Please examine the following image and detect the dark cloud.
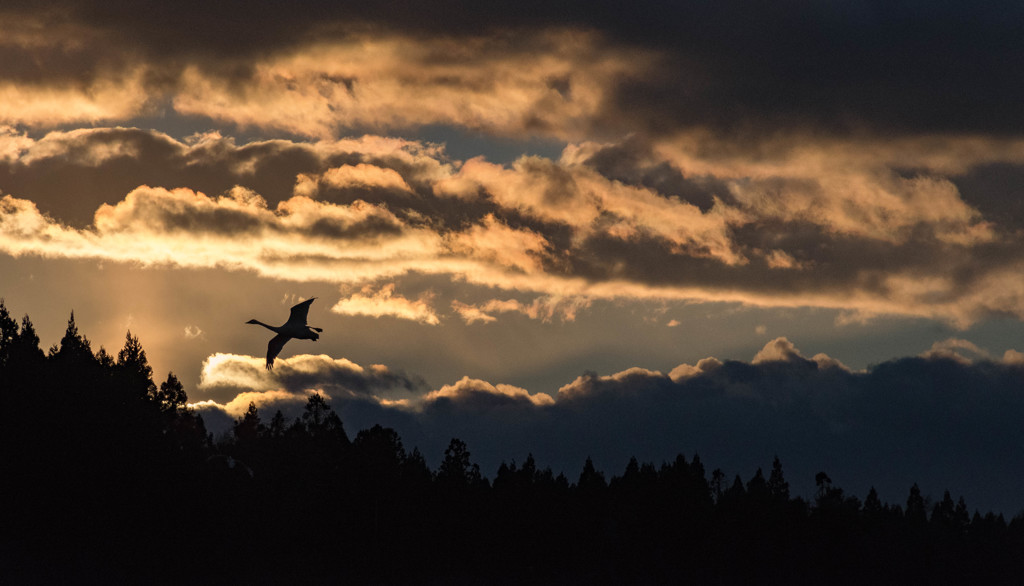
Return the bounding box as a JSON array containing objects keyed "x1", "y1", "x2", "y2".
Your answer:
[
  {"x1": 577, "y1": 139, "x2": 729, "y2": 212},
  {"x1": 954, "y1": 163, "x2": 1024, "y2": 230},
  {"x1": 0, "y1": 129, "x2": 454, "y2": 228},
  {"x1": 195, "y1": 354, "x2": 426, "y2": 411},
  {"x1": 199, "y1": 339, "x2": 1024, "y2": 514},
  {"x1": 6, "y1": 2, "x2": 1024, "y2": 136},
  {"x1": 311, "y1": 180, "x2": 504, "y2": 234},
  {"x1": 275, "y1": 361, "x2": 425, "y2": 395},
  {"x1": 594, "y1": 2, "x2": 1024, "y2": 136},
  {"x1": 0, "y1": 129, "x2": 323, "y2": 226}
]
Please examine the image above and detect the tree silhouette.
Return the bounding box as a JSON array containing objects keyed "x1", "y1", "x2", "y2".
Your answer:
[
  {"x1": 0, "y1": 299, "x2": 17, "y2": 365},
  {"x1": 767, "y1": 455, "x2": 790, "y2": 501},
  {"x1": 577, "y1": 456, "x2": 607, "y2": 493},
  {"x1": 155, "y1": 372, "x2": 188, "y2": 414},
  {"x1": 266, "y1": 409, "x2": 288, "y2": 438},
  {"x1": 10, "y1": 314, "x2": 43, "y2": 366},
  {"x1": 906, "y1": 483, "x2": 928, "y2": 524},
  {"x1": 52, "y1": 311, "x2": 92, "y2": 362},
  {"x1": 3, "y1": 301, "x2": 1024, "y2": 583},
  {"x1": 301, "y1": 393, "x2": 348, "y2": 442},
  {"x1": 436, "y1": 437, "x2": 482, "y2": 487},
  {"x1": 116, "y1": 330, "x2": 156, "y2": 399},
  {"x1": 234, "y1": 401, "x2": 263, "y2": 444}
]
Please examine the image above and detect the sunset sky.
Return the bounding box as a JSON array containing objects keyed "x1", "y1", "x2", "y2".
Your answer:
[{"x1": 4, "y1": 1, "x2": 1024, "y2": 512}]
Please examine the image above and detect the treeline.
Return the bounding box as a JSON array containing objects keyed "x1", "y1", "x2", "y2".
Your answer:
[{"x1": 2, "y1": 303, "x2": 1024, "y2": 584}]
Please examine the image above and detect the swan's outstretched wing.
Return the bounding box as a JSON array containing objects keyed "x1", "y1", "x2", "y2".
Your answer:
[
  {"x1": 266, "y1": 333, "x2": 289, "y2": 370},
  {"x1": 287, "y1": 298, "x2": 316, "y2": 326}
]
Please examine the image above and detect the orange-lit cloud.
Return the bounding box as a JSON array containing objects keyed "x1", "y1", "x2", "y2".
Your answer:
[
  {"x1": 189, "y1": 389, "x2": 317, "y2": 418},
  {"x1": 331, "y1": 283, "x2": 440, "y2": 325},
  {"x1": 196, "y1": 352, "x2": 423, "y2": 407},
  {"x1": 436, "y1": 154, "x2": 747, "y2": 265},
  {"x1": 4, "y1": 125, "x2": 1024, "y2": 328},
  {"x1": 0, "y1": 70, "x2": 153, "y2": 127},
  {"x1": 295, "y1": 163, "x2": 413, "y2": 197},
  {"x1": 424, "y1": 376, "x2": 555, "y2": 406},
  {"x1": 668, "y1": 357, "x2": 723, "y2": 382},
  {"x1": 171, "y1": 30, "x2": 643, "y2": 140},
  {"x1": 452, "y1": 296, "x2": 592, "y2": 324}
]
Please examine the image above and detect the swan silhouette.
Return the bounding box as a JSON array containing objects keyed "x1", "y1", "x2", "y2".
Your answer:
[{"x1": 247, "y1": 298, "x2": 323, "y2": 370}]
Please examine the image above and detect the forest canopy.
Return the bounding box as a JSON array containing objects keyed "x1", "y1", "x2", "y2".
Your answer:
[{"x1": 1, "y1": 301, "x2": 1023, "y2": 583}]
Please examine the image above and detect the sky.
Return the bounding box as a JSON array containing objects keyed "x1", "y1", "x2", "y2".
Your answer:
[{"x1": 4, "y1": 1, "x2": 1024, "y2": 512}]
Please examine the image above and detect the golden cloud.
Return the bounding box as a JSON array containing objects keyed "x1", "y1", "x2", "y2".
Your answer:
[
  {"x1": 170, "y1": 30, "x2": 645, "y2": 139},
  {"x1": 3, "y1": 127, "x2": 1024, "y2": 327},
  {"x1": 452, "y1": 296, "x2": 592, "y2": 324},
  {"x1": 425, "y1": 376, "x2": 555, "y2": 406},
  {"x1": 436, "y1": 154, "x2": 747, "y2": 264},
  {"x1": 330, "y1": 283, "x2": 440, "y2": 325},
  {"x1": 296, "y1": 163, "x2": 413, "y2": 197}
]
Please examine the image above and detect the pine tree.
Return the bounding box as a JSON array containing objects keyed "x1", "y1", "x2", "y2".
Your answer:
[
  {"x1": 155, "y1": 372, "x2": 188, "y2": 413},
  {"x1": 767, "y1": 456, "x2": 790, "y2": 501},
  {"x1": 746, "y1": 467, "x2": 769, "y2": 501},
  {"x1": 267, "y1": 410, "x2": 288, "y2": 439},
  {"x1": 301, "y1": 394, "x2": 348, "y2": 442},
  {"x1": 53, "y1": 311, "x2": 92, "y2": 361},
  {"x1": 116, "y1": 330, "x2": 156, "y2": 399},
  {"x1": 577, "y1": 456, "x2": 607, "y2": 492},
  {"x1": 437, "y1": 437, "x2": 482, "y2": 486},
  {"x1": 234, "y1": 402, "x2": 263, "y2": 444},
  {"x1": 0, "y1": 299, "x2": 17, "y2": 366},
  {"x1": 863, "y1": 487, "x2": 883, "y2": 516},
  {"x1": 14, "y1": 315, "x2": 42, "y2": 362},
  {"x1": 905, "y1": 483, "x2": 927, "y2": 524}
]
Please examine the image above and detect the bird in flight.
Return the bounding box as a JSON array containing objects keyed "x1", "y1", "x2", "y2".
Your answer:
[{"x1": 247, "y1": 298, "x2": 323, "y2": 370}]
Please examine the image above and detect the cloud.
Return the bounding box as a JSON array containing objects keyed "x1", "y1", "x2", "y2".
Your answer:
[
  {"x1": 752, "y1": 337, "x2": 806, "y2": 364},
  {"x1": 0, "y1": 186, "x2": 444, "y2": 283},
  {"x1": 1003, "y1": 349, "x2": 1024, "y2": 364},
  {"x1": 191, "y1": 337, "x2": 1024, "y2": 513},
  {"x1": 0, "y1": 126, "x2": 455, "y2": 227},
  {"x1": 424, "y1": 376, "x2": 554, "y2": 407},
  {"x1": 667, "y1": 357, "x2": 723, "y2": 382},
  {"x1": 297, "y1": 163, "x2": 412, "y2": 195},
  {"x1": 921, "y1": 338, "x2": 992, "y2": 363},
  {"x1": 170, "y1": 31, "x2": 640, "y2": 140},
  {"x1": 190, "y1": 389, "x2": 317, "y2": 418},
  {"x1": 197, "y1": 352, "x2": 424, "y2": 402},
  {"x1": 436, "y1": 154, "x2": 747, "y2": 265},
  {"x1": 331, "y1": 283, "x2": 440, "y2": 325},
  {"x1": 444, "y1": 214, "x2": 552, "y2": 275},
  {"x1": 7, "y1": 125, "x2": 1024, "y2": 328},
  {"x1": 452, "y1": 296, "x2": 591, "y2": 324},
  {"x1": 6, "y1": 130, "x2": 1024, "y2": 329},
  {"x1": 7, "y1": 2, "x2": 1024, "y2": 142},
  {"x1": 450, "y1": 301, "x2": 497, "y2": 325}
]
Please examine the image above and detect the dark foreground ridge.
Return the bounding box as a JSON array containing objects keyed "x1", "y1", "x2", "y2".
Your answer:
[{"x1": 2, "y1": 302, "x2": 1023, "y2": 584}]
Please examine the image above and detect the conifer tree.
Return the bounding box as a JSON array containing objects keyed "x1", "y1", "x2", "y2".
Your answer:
[
  {"x1": 0, "y1": 299, "x2": 17, "y2": 365},
  {"x1": 54, "y1": 311, "x2": 92, "y2": 361},
  {"x1": 577, "y1": 456, "x2": 607, "y2": 492},
  {"x1": 156, "y1": 372, "x2": 188, "y2": 413},
  {"x1": 437, "y1": 437, "x2": 482, "y2": 486},
  {"x1": 267, "y1": 410, "x2": 288, "y2": 439},
  {"x1": 767, "y1": 456, "x2": 790, "y2": 501},
  {"x1": 10, "y1": 315, "x2": 43, "y2": 365},
  {"x1": 116, "y1": 330, "x2": 156, "y2": 398},
  {"x1": 234, "y1": 402, "x2": 262, "y2": 444},
  {"x1": 905, "y1": 483, "x2": 928, "y2": 524},
  {"x1": 301, "y1": 394, "x2": 348, "y2": 442}
]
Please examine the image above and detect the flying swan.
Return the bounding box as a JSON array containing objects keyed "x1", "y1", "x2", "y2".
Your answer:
[{"x1": 247, "y1": 298, "x2": 323, "y2": 370}]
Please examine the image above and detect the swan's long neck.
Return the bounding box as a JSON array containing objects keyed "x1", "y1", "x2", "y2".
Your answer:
[{"x1": 250, "y1": 320, "x2": 281, "y2": 333}]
